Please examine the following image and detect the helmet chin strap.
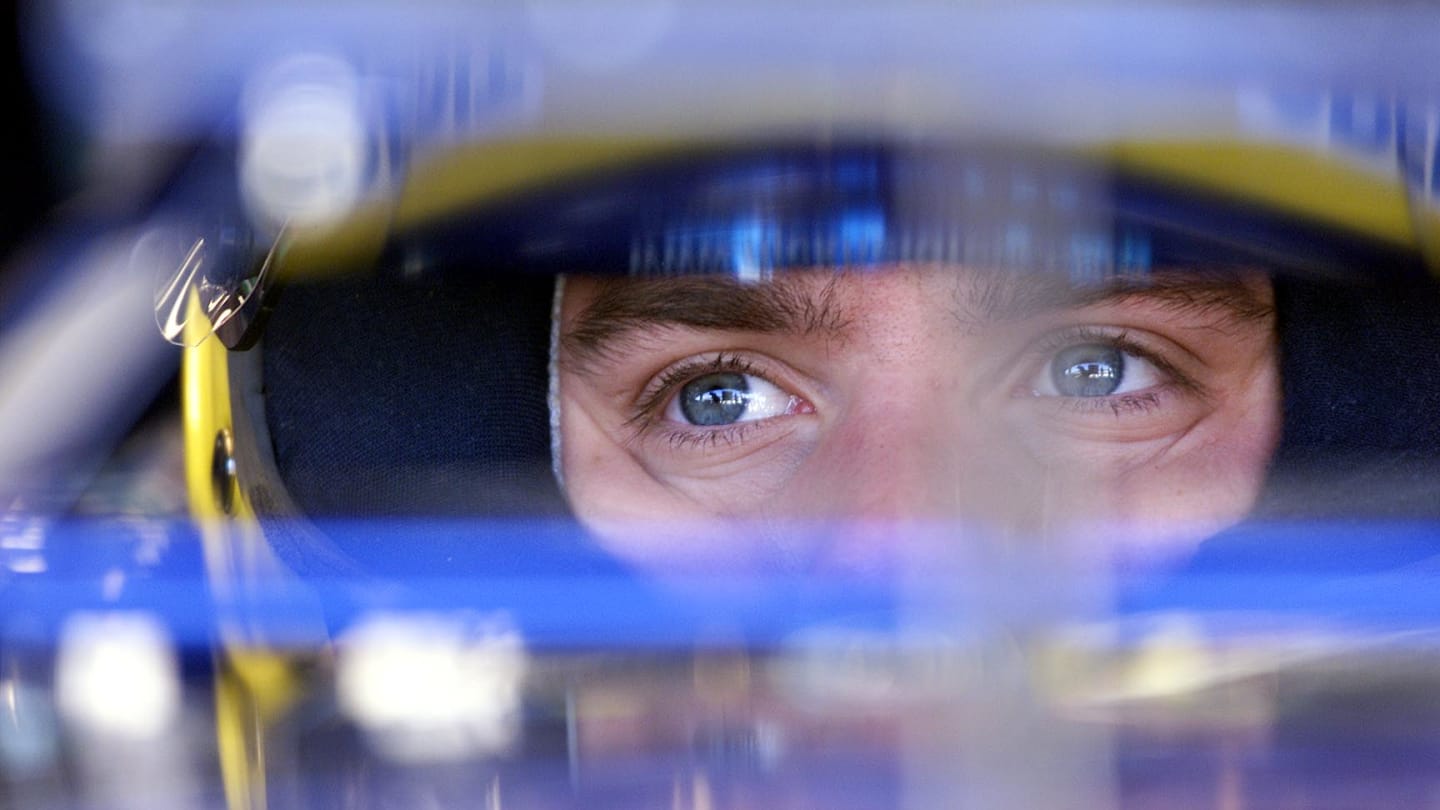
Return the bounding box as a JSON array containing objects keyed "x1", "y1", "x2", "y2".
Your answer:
[{"x1": 549, "y1": 274, "x2": 567, "y2": 493}]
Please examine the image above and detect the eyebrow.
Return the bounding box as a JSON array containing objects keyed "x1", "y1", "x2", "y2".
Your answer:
[
  {"x1": 561, "y1": 274, "x2": 853, "y2": 368},
  {"x1": 953, "y1": 270, "x2": 1274, "y2": 331},
  {"x1": 561, "y1": 268, "x2": 1272, "y2": 371}
]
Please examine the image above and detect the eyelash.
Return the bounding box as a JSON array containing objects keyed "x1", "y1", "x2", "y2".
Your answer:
[{"x1": 1058, "y1": 391, "x2": 1164, "y2": 417}]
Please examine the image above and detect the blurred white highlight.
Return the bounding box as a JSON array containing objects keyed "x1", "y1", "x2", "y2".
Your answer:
[
  {"x1": 0, "y1": 514, "x2": 50, "y2": 573},
  {"x1": 240, "y1": 54, "x2": 366, "y2": 230},
  {"x1": 0, "y1": 236, "x2": 175, "y2": 511},
  {"x1": 55, "y1": 613, "x2": 180, "y2": 739},
  {"x1": 337, "y1": 613, "x2": 527, "y2": 763},
  {"x1": 772, "y1": 625, "x2": 963, "y2": 709},
  {"x1": 527, "y1": 0, "x2": 676, "y2": 71}
]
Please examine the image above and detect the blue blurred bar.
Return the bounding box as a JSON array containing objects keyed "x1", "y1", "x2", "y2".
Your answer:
[{"x1": 6, "y1": 517, "x2": 1440, "y2": 649}]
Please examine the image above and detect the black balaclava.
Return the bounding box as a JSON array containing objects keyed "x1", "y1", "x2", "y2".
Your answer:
[
  {"x1": 1162, "y1": 270, "x2": 1440, "y2": 581},
  {"x1": 252, "y1": 270, "x2": 611, "y2": 582},
  {"x1": 1258, "y1": 273, "x2": 1440, "y2": 521},
  {"x1": 262, "y1": 273, "x2": 567, "y2": 520}
]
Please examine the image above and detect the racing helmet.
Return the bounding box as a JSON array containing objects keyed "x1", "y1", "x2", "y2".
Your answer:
[{"x1": 149, "y1": 10, "x2": 1440, "y2": 809}]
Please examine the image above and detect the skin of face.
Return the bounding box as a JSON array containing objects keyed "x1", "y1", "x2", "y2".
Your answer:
[{"x1": 557, "y1": 265, "x2": 1280, "y2": 576}]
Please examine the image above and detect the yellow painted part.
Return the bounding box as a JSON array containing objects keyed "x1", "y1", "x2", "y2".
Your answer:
[
  {"x1": 182, "y1": 294, "x2": 306, "y2": 810},
  {"x1": 274, "y1": 137, "x2": 690, "y2": 281},
  {"x1": 214, "y1": 649, "x2": 314, "y2": 810},
  {"x1": 272, "y1": 199, "x2": 392, "y2": 283},
  {"x1": 213, "y1": 670, "x2": 259, "y2": 810},
  {"x1": 182, "y1": 296, "x2": 259, "y2": 810},
  {"x1": 1103, "y1": 141, "x2": 1417, "y2": 247},
  {"x1": 182, "y1": 292, "x2": 245, "y2": 523},
  {"x1": 1417, "y1": 206, "x2": 1440, "y2": 265},
  {"x1": 392, "y1": 137, "x2": 688, "y2": 227},
  {"x1": 226, "y1": 651, "x2": 304, "y2": 724}
]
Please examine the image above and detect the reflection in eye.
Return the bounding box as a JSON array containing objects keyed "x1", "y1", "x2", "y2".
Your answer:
[
  {"x1": 1035, "y1": 342, "x2": 1161, "y2": 398},
  {"x1": 666, "y1": 372, "x2": 796, "y2": 426},
  {"x1": 1052, "y1": 344, "x2": 1123, "y2": 396}
]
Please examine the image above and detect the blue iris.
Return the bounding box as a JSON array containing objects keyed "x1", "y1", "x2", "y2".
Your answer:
[
  {"x1": 680, "y1": 373, "x2": 751, "y2": 425},
  {"x1": 1051, "y1": 344, "x2": 1124, "y2": 397}
]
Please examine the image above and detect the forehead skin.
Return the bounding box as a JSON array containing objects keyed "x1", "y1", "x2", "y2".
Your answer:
[{"x1": 557, "y1": 265, "x2": 1279, "y2": 575}]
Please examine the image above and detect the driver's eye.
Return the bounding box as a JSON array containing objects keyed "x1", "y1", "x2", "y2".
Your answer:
[
  {"x1": 1033, "y1": 341, "x2": 1162, "y2": 398},
  {"x1": 666, "y1": 372, "x2": 796, "y2": 426}
]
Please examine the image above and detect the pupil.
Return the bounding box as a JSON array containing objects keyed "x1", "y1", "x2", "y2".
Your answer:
[
  {"x1": 680, "y1": 372, "x2": 751, "y2": 425},
  {"x1": 1051, "y1": 344, "x2": 1124, "y2": 397}
]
